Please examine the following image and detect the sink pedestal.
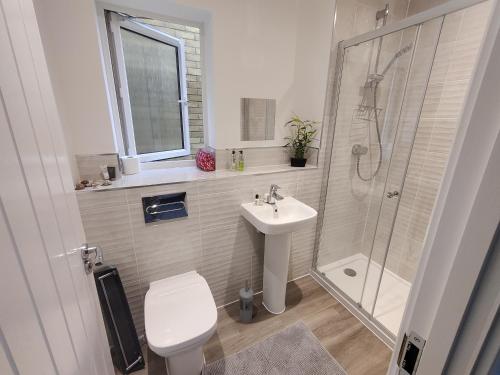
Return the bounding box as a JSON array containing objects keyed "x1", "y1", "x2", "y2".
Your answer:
[
  {"x1": 262, "y1": 233, "x2": 292, "y2": 314},
  {"x1": 241, "y1": 196, "x2": 317, "y2": 314}
]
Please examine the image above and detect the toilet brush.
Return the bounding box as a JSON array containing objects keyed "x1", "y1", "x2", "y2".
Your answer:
[{"x1": 239, "y1": 256, "x2": 254, "y2": 323}]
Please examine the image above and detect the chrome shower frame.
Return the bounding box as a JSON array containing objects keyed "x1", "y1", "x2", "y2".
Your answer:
[{"x1": 311, "y1": 0, "x2": 490, "y2": 348}]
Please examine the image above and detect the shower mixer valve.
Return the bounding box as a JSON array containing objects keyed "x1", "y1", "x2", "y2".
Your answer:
[
  {"x1": 386, "y1": 191, "x2": 399, "y2": 198},
  {"x1": 352, "y1": 144, "x2": 368, "y2": 156}
]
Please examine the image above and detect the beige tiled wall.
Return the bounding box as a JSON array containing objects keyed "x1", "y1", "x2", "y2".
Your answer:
[
  {"x1": 382, "y1": 1, "x2": 492, "y2": 281},
  {"x1": 75, "y1": 153, "x2": 121, "y2": 181},
  {"x1": 77, "y1": 168, "x2": 321, "y2": 335}
]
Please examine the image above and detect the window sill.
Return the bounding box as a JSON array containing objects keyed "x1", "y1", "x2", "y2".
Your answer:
[{"x1": 76, "y1": 164, "x2": 318, "y2": 192}]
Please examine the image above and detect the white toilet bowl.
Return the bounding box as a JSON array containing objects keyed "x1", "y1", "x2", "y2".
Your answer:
[{"x1": 145, "y1": 271, "x2": 217, "y2": 375}]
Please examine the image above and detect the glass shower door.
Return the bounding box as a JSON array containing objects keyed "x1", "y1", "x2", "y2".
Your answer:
[
  {"x1": 359, "y1": 18, "x2": 444, "y2": 336},
  {"x1": 316, "y1": 17, "x2": 443, "y2": 337}
]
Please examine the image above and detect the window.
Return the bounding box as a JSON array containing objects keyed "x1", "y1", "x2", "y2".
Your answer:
[{"x1": 107, "y1": 13, "x2": 203, "y2": 162}]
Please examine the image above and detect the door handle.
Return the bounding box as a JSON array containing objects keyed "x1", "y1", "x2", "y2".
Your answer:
[
  {"x1": 386, "y1": 191, "x2": 399, "y2": 199},
  {"x1": 80, "y1": 243, "x2": 103, "y2": 274}
]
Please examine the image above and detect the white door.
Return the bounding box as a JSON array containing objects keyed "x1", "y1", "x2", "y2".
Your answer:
[{"x1": 0, "y1": 0, "x2": 113, "y2": 374}]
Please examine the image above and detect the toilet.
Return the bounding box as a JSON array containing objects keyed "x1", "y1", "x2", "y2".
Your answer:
[{"x1": 145, "y1": 271, "x2": 217, "y2": 375}]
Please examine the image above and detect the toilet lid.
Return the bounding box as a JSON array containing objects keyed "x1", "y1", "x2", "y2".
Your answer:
[{"x1": 145, "y1": 272, "x2": 217, "y2": 356}]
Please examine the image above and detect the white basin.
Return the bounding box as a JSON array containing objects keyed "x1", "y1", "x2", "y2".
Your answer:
[
  {"x1": 240, "y1": 196, "x2": 317, "y2": 235},
  {"x1": 241, "y1": 196, "x2": 317, "y2": 314}
]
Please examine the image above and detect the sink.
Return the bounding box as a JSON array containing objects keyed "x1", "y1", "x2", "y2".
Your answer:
[
  {"x1": 241, "y1": 196, "x2": 317, "y2": 235},
  {"x1": 241, "y1": 196, "x2": 317, "y2": 314}
]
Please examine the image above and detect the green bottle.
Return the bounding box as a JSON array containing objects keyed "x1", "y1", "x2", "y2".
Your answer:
[{"x1": 238, "y1": 150, "x2": 245, "y2": 171}]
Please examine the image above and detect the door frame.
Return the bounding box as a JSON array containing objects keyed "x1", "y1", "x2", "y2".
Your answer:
[{"x1": 388, "y1": 0, "x2": 500, "y2": 373}]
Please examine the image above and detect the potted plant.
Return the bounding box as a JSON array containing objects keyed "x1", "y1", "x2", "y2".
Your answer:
[{"x1": 284, "y1": 115, "x2": 318, "y2": 167}]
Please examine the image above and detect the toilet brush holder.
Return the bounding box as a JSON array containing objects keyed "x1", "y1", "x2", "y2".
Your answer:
[{"x1": 239, "y1": 280, "x2": 253, "y2": 323}]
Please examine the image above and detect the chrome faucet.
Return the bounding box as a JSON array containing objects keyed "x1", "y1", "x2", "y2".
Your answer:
[{"x1": 266, "y1": 184, "x2": 284, "y2": 204}]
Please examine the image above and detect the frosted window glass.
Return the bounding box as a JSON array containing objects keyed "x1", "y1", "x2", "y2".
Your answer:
[{"x1": 121, "y1": 28, "x2": 183, "y2": 154}]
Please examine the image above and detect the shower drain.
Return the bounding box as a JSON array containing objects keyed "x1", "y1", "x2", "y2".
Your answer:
[{"x1": 343, "y1": 268, "x2": 357, "y2": 277}]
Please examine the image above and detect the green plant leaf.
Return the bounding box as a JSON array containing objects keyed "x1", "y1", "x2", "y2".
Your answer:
[{"x1": 283, "y1": 115, "x2": 320, "y2": 158}]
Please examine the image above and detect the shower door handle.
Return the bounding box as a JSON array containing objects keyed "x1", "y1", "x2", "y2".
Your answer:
[{"x1": 386, "y1": 191, "x2": 399, "y2": 198}]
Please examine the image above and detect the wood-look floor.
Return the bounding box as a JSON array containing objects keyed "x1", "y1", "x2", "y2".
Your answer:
[{"x1": 129, "y1": 276, "x2": 392, "y2": 375}]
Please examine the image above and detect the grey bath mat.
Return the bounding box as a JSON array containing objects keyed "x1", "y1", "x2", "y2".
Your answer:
[{"x1": 203, "y1": 321, "x2": 347, "y2": 375}]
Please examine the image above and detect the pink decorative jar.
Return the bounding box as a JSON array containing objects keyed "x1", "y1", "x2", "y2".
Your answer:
[{"x1": 195, "y1": 148, "x2": 216, "y2": 171}]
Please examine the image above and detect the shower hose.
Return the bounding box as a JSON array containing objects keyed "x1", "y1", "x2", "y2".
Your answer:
[{"x1": 356, "y1": 81, "x2": 383, "y2": 182}]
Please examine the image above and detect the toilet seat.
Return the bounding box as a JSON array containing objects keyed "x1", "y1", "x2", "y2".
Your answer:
[{"x1": 145, "y1": 271, "x2": 217, "y2": 357}]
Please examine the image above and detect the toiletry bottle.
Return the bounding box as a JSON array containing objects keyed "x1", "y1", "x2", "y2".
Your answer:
[
  {"x1": 231, "y1": 150, "x2": 237, "y2": 171},
  {"x1": 238, "y1": 150, "x2": 245, "y2": 171}
]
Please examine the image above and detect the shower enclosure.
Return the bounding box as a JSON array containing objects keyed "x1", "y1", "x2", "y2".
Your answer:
[{"x1": 312, "y1": 0, "x2": 492, "y2": 344}]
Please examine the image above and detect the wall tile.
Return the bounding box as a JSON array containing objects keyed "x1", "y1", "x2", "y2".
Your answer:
[
  {"x1": 296, "y1": 170, "x2": 323, "y2": 210},
  {"x1": 79, "y1": 204, "x2": 138, "y2": 285},
  {"x1": 122, "y1": 281, "x2": 148, "y2": 336},
  {"x1": 77, "y1": 189, "x2": 127, "y2": 211},
  {"x1": 76, "y1": 154, "x2": 121, "y2": 182},
  {"x1": 200, "y1": 218, "x2": 264, "y2": 306},
  {"x1": 289, "y1": 224, "x2": 317, "y2": 280},
  {"x1": 78, "y1": 167, "x2": 319, "y2": 336},
  {"x1": 376, "y1": 3, "x2": 489, "y2": 281},
  {"x1": 128, "y1": 202, "x2": 203, "y2": 286},
  {"x1": 199, "y1": 188, "x2": 253, "y2": 230},
  {"x1": 197, "y1": 175, "x2": 253, "y2": 196}
]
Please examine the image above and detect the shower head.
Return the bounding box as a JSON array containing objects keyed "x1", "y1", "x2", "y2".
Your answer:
[
  {"x1": 376, "y1": 4, "x2": 389, "y2": 23},
  {"x1": 363, "y1": 43, "x2": 413, "y2": 90},
  {"x1": 355, "y1": 42, "x2": 413, "y2": 122}
]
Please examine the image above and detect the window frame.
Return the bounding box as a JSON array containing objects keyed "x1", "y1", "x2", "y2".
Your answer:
[{"x1": 108, "y1": 13, "x2": 191, "y2": 162}]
